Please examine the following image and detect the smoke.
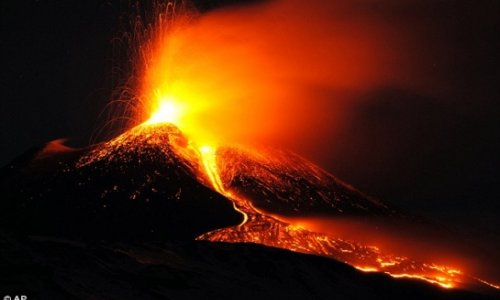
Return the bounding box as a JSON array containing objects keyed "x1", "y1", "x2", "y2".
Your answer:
[
  {"x1": 164, "y1": 0, "x2": 498, "y2": 238},
  {"x1": 136, "y1": 0, "x2": 447, "y2": 145},
  {"x1": 133, "y1": 0, "x2": 499, "y2": 244}
]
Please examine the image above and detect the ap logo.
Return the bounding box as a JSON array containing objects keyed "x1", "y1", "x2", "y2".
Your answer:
[{"x1": 3, "y1": 296, "x2": 28, "y2": 300}]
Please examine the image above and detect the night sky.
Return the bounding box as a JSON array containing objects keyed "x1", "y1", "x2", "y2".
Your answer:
[{"x1": 1, "y1": 0, "x2": 499, "y2": 239}]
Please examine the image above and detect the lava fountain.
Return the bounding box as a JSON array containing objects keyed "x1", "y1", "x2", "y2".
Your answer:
[{"x1": 94, "y1": 0, "x2": 499, "y2": 293}]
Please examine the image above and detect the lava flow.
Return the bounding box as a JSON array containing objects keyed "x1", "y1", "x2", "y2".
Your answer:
[
  {"x1": 95, "y1": 117, "x2": 490, "y2": 291},
  {"x1": 95, "y1": 0, "x2": 499, "y2": 293},
  {"x1": 99, "y1": 110, "x2": 491, "y2": 291}
]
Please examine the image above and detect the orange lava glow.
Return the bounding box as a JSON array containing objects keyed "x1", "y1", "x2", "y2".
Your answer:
[
  {"x1": 194, "y1": 146, "x2": 463, "y2": 290},
  {"x1": 194, "y1": 145, "x2": 499, "y2": 291},
  {"x1": 105, "y1": 0, "x2": 500, "y2": 294},
  {"x1": 108, "y1": 119, "x2": 497, "y2": 291},
  {"x1": 87, "y1": 117, "x2": 500, "y2": 291}
]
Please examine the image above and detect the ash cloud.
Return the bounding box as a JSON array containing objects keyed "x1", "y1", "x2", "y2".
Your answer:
[{"x1": 180, "y1": 0, "x2": 499, "y2": 236}]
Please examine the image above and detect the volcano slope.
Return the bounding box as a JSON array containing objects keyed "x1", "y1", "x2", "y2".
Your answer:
[
  {"x1": 0, "y1": 124, "x2": 242, "y2": 240},
  {"x1": 0, "y1": 123, "x2": 496, "y2": 299}
]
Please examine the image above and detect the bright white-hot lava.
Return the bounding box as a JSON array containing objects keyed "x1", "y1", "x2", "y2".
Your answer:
[{"x1": 146, "y1": 96, "x2": 185, "y2": 126}]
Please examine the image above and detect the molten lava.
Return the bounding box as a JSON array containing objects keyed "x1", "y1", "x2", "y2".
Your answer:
[
  {"x1": 98, "y1": 0, "x2": 500, "y2": 293},
  {"x1": 87, "y1": 118, "x2": 500, "y2": 291},
  {"x1": 193, "y1": 144, "x2": 462, "y2": 290}
]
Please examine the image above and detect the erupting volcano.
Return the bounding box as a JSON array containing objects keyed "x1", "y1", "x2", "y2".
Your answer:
[
  {"x1": 1, "y1": 0, "x2": 499, "y2": 299},
  {"x1": 74, "y1": 113, "x2": 495, "y2": 292}
]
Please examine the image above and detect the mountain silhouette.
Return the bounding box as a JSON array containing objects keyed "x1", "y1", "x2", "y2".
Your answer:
[{"x1": 0, "y1": 123, "x2": 497, "y2": 299}]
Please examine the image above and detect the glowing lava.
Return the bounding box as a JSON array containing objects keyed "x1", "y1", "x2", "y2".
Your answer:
[
  {"x1": 198, "y1": 144, "x2": 249, "y2": 226},
  {"x1": 104, "y1": 1, "x2": 500, "y2": 293},
  {"x1": 136, "y1": 112, "x2": 479, "y2": 290},
  {"x1": 198, "y1": 145, "x2": 224, "y2": 194}
]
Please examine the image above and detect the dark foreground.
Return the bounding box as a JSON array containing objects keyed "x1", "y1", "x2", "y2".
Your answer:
[{"x1": 0, "y1": 232, "x2": 494, "y2": 300}]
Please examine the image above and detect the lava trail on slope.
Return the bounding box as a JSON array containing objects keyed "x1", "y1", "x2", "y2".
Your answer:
[
  {"x1": 196, "y1": 145, "x2": 479, "y2": 290},
  {"x1": 0, "y1": 122, "x2": 498, "y2": 294}
]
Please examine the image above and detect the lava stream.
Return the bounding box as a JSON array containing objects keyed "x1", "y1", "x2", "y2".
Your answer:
[
  {"x1": 198, "y1": 145, "x2": 248, "y2": 226},
  {"x1": 189, "y1": 138, "x2": 463, "y2": 290}
]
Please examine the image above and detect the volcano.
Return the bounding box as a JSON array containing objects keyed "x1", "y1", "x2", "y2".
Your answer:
[{"x1": 0, "y1": 123, "x2": 498, "y2": 299}]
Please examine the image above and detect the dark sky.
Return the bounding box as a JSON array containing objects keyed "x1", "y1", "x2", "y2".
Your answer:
[{"x1": 1, "y1": 0, "x2": 499, "y2": 237}]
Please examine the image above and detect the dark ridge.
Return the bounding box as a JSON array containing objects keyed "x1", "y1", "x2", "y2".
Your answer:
[{"x1": 0, "y1": 126, "x2": 242, "y2": 241}]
